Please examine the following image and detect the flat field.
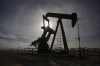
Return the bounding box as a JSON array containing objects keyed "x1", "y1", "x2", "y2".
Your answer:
[{"x1": 0, "y1": 50, "x2": 100, "y2": 66}]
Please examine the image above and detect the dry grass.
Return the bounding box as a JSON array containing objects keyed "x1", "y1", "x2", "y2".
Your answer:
[{"x1": 0, "y1": 50, "x2": 100, "y2": 66}]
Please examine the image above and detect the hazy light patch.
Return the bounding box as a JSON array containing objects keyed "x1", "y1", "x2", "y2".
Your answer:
[
  {"x1": 44, "y1": 21, "x2": 49, "y2": 27},
  {"x1": 42, "y1": 20, "x2": 54, "y2": 28}
]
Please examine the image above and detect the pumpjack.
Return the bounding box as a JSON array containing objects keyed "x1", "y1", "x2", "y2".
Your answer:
[{"x1": 31, "y1": 12, "x2": 77, "y2": 54}]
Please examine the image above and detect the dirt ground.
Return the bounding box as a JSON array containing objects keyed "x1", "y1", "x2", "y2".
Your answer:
[{"x1": 0, "y1": 50, "x2": 100, "y2": 66}]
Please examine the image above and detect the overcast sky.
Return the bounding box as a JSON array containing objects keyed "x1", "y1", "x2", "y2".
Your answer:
[{"x1": 0, "y1": 0, "x2": 100, "y2": 49}]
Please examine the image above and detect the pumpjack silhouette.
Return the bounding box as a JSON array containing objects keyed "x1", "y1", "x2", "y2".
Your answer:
[{"x1": 31, "y1": 12, "x2": 77, "y2": 54}]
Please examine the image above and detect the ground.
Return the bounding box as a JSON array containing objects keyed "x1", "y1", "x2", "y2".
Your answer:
[{"x1": 0, "y1": 50, "x2": 100, "y2": 66}]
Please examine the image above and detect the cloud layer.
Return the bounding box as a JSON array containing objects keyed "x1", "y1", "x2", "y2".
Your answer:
[{"x1": 0, "y1": 0, "x2": 100, "y2": 49}]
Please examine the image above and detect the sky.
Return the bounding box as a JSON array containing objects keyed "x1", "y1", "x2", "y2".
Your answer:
[{"x1": 0, "y1": 0, "x2": 100, "y2": 49}]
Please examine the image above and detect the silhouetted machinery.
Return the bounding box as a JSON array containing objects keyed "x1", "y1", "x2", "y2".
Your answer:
[{"x1": 31, "y1": 12, "x2": 77, "y2": 54}]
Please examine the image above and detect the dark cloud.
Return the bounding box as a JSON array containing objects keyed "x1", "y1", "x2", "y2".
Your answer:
[{"x1": 0, "y1": 32, "x2": 30, "y2": 43}]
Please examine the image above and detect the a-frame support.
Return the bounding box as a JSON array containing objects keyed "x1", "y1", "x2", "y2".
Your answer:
[{"x1": 50, "y1": 18, "x2": 69, "y2": 54}]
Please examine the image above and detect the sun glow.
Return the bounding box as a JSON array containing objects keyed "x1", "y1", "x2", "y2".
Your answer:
[
  {"x1": 44, "y1": 21, "x2": 49, "y2": 27},
  {"x1": 43, "y1": 20, "x2": 53, "y2": 28},
  {"x1": 40, "y1": 18, "x2": 56, "y2": 30}
]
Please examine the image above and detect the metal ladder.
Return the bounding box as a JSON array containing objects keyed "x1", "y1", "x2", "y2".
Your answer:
[{"x1": 57, "y1": 25, "x2": 62, "y2": 49}]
